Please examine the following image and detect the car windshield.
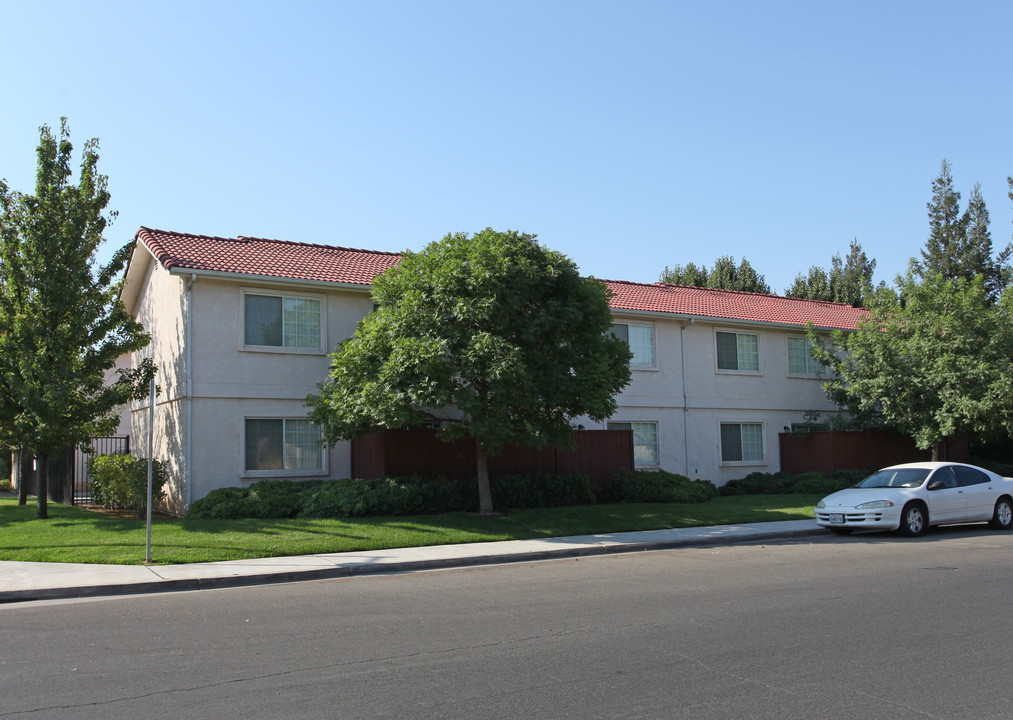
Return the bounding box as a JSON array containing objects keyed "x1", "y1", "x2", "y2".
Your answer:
[{"x1": 854, "y1": 468, "x2": 931, "y2": 489}]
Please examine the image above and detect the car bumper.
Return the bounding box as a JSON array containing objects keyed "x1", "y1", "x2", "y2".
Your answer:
[{"x1": 815, "y1": 509, "x2": 901, "y2": 530}]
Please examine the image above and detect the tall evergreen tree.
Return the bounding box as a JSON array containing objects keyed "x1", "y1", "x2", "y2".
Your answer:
[
  {"x1": 918, "y1": 160, "x2": 1010, "y2": 300},
  {"x1": 920, "y1": 159, "x2": 966, "y2": 281},
  {"x1": 786, "y1": 239, "x2": 876, "y2": 307},
  {"x1": 0, "y1": 120, "x2": 152, "y2": 519},
  {"x1": 829, "y1": 238, "x2": 877, "y2": 306}
]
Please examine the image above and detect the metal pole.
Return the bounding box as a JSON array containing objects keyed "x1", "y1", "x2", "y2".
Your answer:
[{"x1": 146, "y1": 377, "x2": 154, "y2": 564}]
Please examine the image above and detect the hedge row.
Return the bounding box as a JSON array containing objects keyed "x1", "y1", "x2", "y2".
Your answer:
[
  {"x1": 188, "y1": 470, "x2": 717, "y2": 520},
  {"x1": 717, "y1": 469, "x2": 869, "y2": 496},
  {"x1": 187, "y1": 467, "x2": 870, "y2": 520}
]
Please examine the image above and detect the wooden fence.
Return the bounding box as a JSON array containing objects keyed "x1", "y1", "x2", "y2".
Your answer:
[
  {"x1": 778, "y1": 430, "x2": 968, "y2": 474},
  {"x1": 352, "y1": 428, "x2": 634, "y2": 489}
]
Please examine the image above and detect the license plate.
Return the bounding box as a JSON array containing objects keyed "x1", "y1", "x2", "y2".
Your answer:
[{"x1": 828, "y1": 513, "x2": 845, "y2": 524}]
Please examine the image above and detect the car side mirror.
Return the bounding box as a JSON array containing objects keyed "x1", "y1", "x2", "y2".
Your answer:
[{"x1": 927, "y1": 479, "x2": 946, "y2": 491}]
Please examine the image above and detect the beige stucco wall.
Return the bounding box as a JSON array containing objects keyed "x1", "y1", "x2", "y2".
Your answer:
[
  {"x1": 579, "y1": 314, "x2": 841, "y2": 485},
  {"x1": 185, "y1": 277, "x2": 372, "y2": 504},
  {"x1": 127, "y1": 257, "x2": 189, "y2": 514}
]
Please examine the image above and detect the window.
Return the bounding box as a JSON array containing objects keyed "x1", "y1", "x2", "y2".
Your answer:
[
  {"x1": 716, "y1": 331, "x2": 759, "y2": 372},
  {"x1": 787, "y1": 336, "x2": 822, "y2": 376},
  {"x1": 954, "y1": 466, "x2": 989, "y2": 486},
  {"x1": 245, "y1": 418, "x2": 324, "y2": 472},
  {"x1": 608, "y1": 421, "x2": 660, "y2": 466},
  {"x1": 790, "y1": 423, "x2": 829, "y2": 434},
  {"x1": 610, "y1": 323, "x2": 655, "y2": 368},
  {"x1": 720, "y1": 422, "x2": 764, "y2": 463},
  {"x1": 244, "y1": 293, "x2": 322, "y2": 349}
]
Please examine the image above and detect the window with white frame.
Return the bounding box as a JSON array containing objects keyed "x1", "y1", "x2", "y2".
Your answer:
[
  {"x1": 608, "y1": 421, "x2": 660, "y2": 466},
  {"x1": 245, "y1": 418, "x2": 324, "y2": 472},
  {"x1": 244, "y1": 292, "x2": 322, "y2": 349},
  {"x1": 720, "y1": 422, "x2": 764, "y2": 463},
  {"x1": 610, "y1": 323, "x2": 656, "y2": 368},
  {"x1": 787, "y1": 335, "x2": 822, "y2": 376},
  {"x1": 716, "y1": 331, "x2": 759, "y2": 372}
]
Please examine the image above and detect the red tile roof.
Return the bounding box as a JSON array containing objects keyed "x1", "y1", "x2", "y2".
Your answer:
[
  {"x1": 134, "y1": 227, "x2": 867, "y2": 329},
  {"x1": 135, "y1": 227, "x2": 400, "y2": 286},
  {"x1": 606, "y1": 279, "x2": 867, "y2": 330}
]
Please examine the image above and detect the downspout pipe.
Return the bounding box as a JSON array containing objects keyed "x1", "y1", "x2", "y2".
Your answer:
[
  {"x1": 185, "y1": 273, "x2": 196, "y2": 510},
  {"x1": 680, "y1": 319, "x2": 694, "y2": 477}
]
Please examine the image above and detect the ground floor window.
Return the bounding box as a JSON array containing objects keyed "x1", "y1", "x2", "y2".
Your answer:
[
  {"x1": 720, "y1": 422, "x2": 764, "y2": 463},
  {"x1": 245, "y1": 418, "x2": 323, "y2": 472},
  {"x1": 608, "y1": 421, "x2": 659, "y2": 466}
]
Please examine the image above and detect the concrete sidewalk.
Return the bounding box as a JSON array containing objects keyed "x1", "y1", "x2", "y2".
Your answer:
[{"x1": 0, "y1": 519, "x2": 825, "y2": 604}]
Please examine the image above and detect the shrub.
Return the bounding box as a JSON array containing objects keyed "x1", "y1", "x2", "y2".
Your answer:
[
  {"x1": 187, "y1": 486, "x2": 258, "y2": 519},
  {"x1": 719, "y1": 469, "x2": 871, "y2": 495},
  {"x1": 300, "y1": 476, "x2": 473, "y2": 518},
  {"x1": 489, "y1": 473, "x2": 595, "y2": 509},
  {"x1": 188, "y1": 480, "x2": 324, "y2": 519},
  {"x1": 88, "y1": 454, "x2": 167, "y2": 515},
  {"x1": 248, "y1": 479, "x2": 324, "y2": 518},
  {"x1": 603, "y1": 470, "x2": 717, "y2": 504}
]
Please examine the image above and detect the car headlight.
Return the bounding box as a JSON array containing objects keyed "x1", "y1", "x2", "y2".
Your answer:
[
  {"x1": 816, "y1": 500, "x2": 825, "y2": 509},
  {"x1": 856, "y1": 500, "x2": 895, "y2": 510}
]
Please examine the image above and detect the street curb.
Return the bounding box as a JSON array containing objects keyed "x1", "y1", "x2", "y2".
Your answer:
[{"x1": 0, "y1": 526, "x2": 828, "y2": 604}]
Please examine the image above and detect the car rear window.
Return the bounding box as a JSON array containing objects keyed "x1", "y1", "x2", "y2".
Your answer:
[{"x1": 954, "y1": 466, "x2": 990, "y2": 486}]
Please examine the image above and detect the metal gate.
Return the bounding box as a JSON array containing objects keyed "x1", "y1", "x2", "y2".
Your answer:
[{"x1": 73, "y1": 436, "x2": 130, "y2": 505}]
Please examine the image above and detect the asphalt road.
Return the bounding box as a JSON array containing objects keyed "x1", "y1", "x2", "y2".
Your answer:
[{"x1": 3, "y1": 528, "x2": 1013, "y2": 719}]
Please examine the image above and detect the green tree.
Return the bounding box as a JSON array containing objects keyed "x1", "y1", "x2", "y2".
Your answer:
[
  {"x1": 786, "y1": 266, "x2": 833, "y2": 302},
  {"x1": 787, "y1": 239, "x2": 877, "y2": 306},
  {"x1": 659, "y1": 262, "x2": 708, "y2": 287},
  {"x1": 830, "y1": 239, "x2": 877, "y2": 306},
  {"x1": 918, "y1": 160, "x2": 1011, "y2": 300},
  {"x1": 306, "y1": 228, "x2": 632, "y2": 514},
  {"x1": 919, "y1": 159, "x2": 966, "y2": 281},
  {"x1": 660, "y1": 256, "x2": 770, "y2": 293},
  {"x1": 708, "y1": 256, "x2": 771, "y2": 293},
  {"x1": 809, "y1": 269, "x2": 1013, "y2": 458},
  {"x1": 0, "y1": 119, "x2": 152, "y2": 519}
]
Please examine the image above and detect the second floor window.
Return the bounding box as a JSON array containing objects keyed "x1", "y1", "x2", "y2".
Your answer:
[
  {"x1": 787, "y1": 336, "x2": 822, "y2": 376},
  {"x1": 716, "y1": 331, "x2": 759, "y2": 372},
  {"x1": 244, "y1": 293, "x2": 322, "y2": 349},
  {"x1": 610, "y1": 323, "x2": 655, "y2": 368}
]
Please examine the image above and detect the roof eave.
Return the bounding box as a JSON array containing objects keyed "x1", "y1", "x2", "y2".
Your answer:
[
  {"x1": 165, "y1": 266, "x2": 374, "y2": 293},
  {"x1": 608, "y1": 307, "x2": 859, "y2": 332}
]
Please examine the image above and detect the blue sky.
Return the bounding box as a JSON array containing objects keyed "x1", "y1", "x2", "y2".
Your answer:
[{"x1": 2, "y1": 0, "x2": 1011, "y2": 294}]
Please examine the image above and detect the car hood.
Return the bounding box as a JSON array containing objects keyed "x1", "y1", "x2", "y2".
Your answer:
[{"x1": 819, "y1": 487, "x2": 914, "y2": 509}]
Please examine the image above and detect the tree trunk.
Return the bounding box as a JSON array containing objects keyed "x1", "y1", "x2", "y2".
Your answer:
[
  {"x1": 931, "y1": 444, "x2": 940, "y2": 461},
  {"x1": 476, "y1": 440, "x2": 494, "y2": 515},
  {"x1": 17, "y1": 448, "x2": 29, "y2": 506},
  {"x1": 35, "y1": 450, "x2": 48, "y2": 520}
]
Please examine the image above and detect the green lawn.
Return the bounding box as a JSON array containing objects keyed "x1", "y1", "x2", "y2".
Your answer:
[{"x1": 0, "y1": 494, "x2": 821, "y2": 566}]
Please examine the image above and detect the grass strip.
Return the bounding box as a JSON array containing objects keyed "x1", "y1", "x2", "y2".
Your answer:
[{"x1": 0, "y1": 494, "x2": 819, "y2": 566}]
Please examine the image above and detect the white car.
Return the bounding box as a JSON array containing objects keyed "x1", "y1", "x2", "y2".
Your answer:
[{"x1": 815, "y1": 461, "x2": 1013, "y2": 537}]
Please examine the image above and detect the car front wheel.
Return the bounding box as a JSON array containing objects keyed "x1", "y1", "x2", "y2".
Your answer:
[
  {"x1": 899, "y1": 502, "x2": 928, "y2": 537},
  {"x1": 989, "y1": 497, "x2": 1013, "y2": 530}
]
